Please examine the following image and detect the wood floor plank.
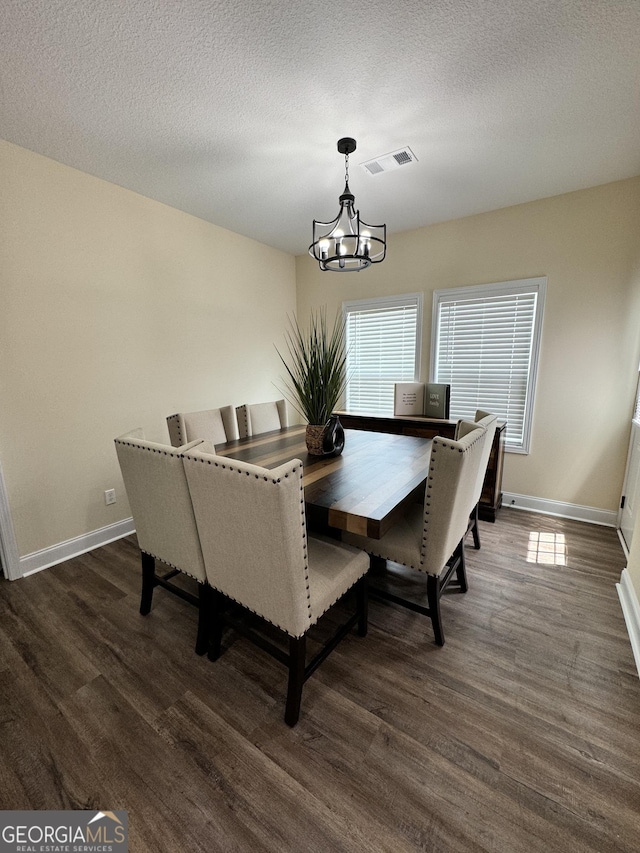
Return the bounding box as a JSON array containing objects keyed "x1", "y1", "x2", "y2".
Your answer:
[
  {"x1": 0, "y1": 664, "x2": 112, "y2": 811},
  {"x1": 58, "y1": 675, "x2": 269, "y2": 853},
  {"x1": 0, "y1": 508, "x2": 638, "y2": 851},
  {"x1": 317, "y1": 650, "x2": 639, "y2": 852},
  {"x1": 154, "y1": 690, "x2": 387, "y2": 853},
  {"x1": 0, "y1": 575, "x2": 100, "y2": 702}
]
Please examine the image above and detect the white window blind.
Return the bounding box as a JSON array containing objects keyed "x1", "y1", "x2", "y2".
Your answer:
[
  {"x1": 344, "y1": 294, "x2": 422, "y2": 414},
  {"x1": 431, "y1": 278, "x2": 546, "y2": 453}
]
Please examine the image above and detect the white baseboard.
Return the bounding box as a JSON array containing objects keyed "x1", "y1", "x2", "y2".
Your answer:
[
  {"x1": 502, "y1": 492, "x2": 617, "y2": 527},
  {"x1": 11, "y1": 493, "x2": 617, "y2": 578},
  {"x1": 20, "y1": 517, "x2": 135, "y2": 578},
  {"x1": 618, "y1": 529, "x2": 630, "y2": 560},
  {"x1": 616, "y1": 569, "x2": 640, "y2": 679},
  {"x1": 13, "y1": 500, "x2": 638, "y2": 680}
]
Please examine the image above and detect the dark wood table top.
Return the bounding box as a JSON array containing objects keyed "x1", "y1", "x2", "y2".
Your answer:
[{"x1": 214, "y1": 425, "x2": 432, "y2": 539}]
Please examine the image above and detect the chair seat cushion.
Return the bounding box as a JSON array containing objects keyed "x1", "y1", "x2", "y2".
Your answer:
[
  {"x1": 343, "y1": 502, "x2": 425, "y2": 572},
  {"x1": 307, "y1": 534, "x2": 369, "y2": 623}
]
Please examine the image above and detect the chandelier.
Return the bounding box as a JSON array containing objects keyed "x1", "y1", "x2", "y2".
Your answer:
[{"x1": 309, "y1": 138, "x2": 386, "y2": 272}]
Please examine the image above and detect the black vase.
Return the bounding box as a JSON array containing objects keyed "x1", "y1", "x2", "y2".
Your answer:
[{"x1": 322, "y1": 414, "x2": 345, "y2": 457}]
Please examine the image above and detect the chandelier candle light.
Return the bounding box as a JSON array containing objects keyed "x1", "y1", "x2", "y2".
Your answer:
[{"x1": 309, "y1": 138, "x2": 386, "y2": 272}]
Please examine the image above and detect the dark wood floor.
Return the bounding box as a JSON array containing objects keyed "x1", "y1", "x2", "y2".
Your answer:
[{"x1": 1, "y1": 509, "x2": 638, "y2": 852}]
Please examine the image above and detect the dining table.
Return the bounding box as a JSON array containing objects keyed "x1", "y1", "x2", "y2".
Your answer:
[{"x1": 214, "y1": 424, "x2": 433, "y2": 539}]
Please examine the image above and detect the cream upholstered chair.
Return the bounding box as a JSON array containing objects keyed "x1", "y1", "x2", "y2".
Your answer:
[
  {"x1": 183, "y1": 448, "x2": 369, "y2": 726},
  {"x1": 166, "y1": 406, "x2": 239, "y2": 448},
  {"x1": 455, "y1": 410, "x2": 498, "y2": 549},
  {"x1": 114, "y1": 429, "x2": 211, "y2": 655},
  {"x1": 343, "y1": 426, "x2": 486, "y2": 646},
  {"x1": 236, "y1": 399, "x2": 288, "y2": 438}
]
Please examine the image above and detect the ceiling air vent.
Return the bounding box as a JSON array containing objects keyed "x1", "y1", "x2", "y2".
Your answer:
[{"x1": 361, "y1": 146, "x2": 418, "y2": 176}]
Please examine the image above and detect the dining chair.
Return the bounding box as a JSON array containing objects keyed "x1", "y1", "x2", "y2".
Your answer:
[
  {"x1": 166, "y1": 405, "x2": 240, "y2": 448},
  {"x1": 114, "y1": 429, "x2": 212, "y2": 655},
  {"x1": 183, "y1": 448, "x2": 369, "y2": 726},
  {"x1": 236, "y1": 399, "x2": 288, "y2": 438},
  {"x1": 455, "y1": 410, "x2": 498, "y2": 549},
  {"x1": 343, "y1": 426, "x2": 487, "y2": 646}
]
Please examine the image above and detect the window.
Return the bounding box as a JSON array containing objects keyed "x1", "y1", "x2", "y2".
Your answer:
[
  {"x1": 431, "y1": 277, "x2": 546, "y2": 453},
  {"x1": 343, "y1": 293, "x2": 422, "y2": 414}
]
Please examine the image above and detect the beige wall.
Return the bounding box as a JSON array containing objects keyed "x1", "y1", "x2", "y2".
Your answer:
[
  {"x1": 297, "y1": 176, "x2": 640, "y2": 516},
  {"x1": 3, "y1": 135, "x2": 640, "y2": 604},
  {"x1": 0, "y1": 140, "x2": 296, "y2": 557}
]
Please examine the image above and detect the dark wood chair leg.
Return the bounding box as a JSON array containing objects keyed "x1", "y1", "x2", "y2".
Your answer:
[
  {"x1": 471, "y1": 504, "x2": 481, "y2": 550},
  {"x1": 427, "y1": 574, "x2": 444, "y2": 646},
  {"x1": 455, "y1": 540, "x2": 468, "y2": 593},
  {"x1": 356, "y1": 576, "x2": 368, "y2": 637},
  {"x1": 370, "y1": 554, "x2": 387, "y2": 572},
  {"x1": 195, "y1": 584, "x2": 212, "y2": 656},
  {"x1": 139, "y1": 551, "x2": 156, "y2": 615},
  {"x1": 208, "y1": 590, "x2": 225, "y2": 662},
  {"x1": 285, "y1": 635, "x2": 306, "y2": 727}
]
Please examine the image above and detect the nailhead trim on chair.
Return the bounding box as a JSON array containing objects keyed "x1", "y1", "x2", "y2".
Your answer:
[
  {"x1": 115, "y1": 439, "x2": 180, "y2": 457},
  {"x1": 184, "y1": 455, "x2": 315, "y2": 628},
  {"x1": 298, "y1": 469, "x2": 312, "y2": 617},
  {"x1": 167, "y1": 414, "x2": 183, "y2": 445},
  {"x1": 237, "y1": 406, "x2": 250, "y2": 436},
  {"x1": 186, "y1": 454, "x2": 292, "y2": 486},
  {"x1": 192, "y1": 455, "x2": 318, "y2": 638},
  {"x1": 141, "y1": 549, "x2": 204, "y2": 582},
  {"x1": 419, "y1": 429, "x2": 485, "y2": 572}
]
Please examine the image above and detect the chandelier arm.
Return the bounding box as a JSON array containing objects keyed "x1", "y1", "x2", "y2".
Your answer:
[{"x1": 310, "y1": 137, "x2": 386, "y2": 272}]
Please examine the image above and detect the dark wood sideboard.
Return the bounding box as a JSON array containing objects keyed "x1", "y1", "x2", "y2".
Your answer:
[{"x1": 334, "y1": 411, "x2": 506, "y2": 522}]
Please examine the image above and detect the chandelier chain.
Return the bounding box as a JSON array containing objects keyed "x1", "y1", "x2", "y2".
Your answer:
[{"x1": 345, "y1": 151, "x2": 349, "y2": 186}]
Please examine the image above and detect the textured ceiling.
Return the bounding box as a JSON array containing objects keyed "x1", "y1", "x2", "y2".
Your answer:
[{"x1": 2, "y1": 0, "x2": 640, "y2": 256}]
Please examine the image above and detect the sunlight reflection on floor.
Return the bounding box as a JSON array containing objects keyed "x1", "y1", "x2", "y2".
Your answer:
[{"x1": 527, "y1": 531, "x2": 567, "y2": 565}]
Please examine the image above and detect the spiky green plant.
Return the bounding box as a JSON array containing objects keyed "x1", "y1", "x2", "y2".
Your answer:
[{"x1": 276, "y1": 309, "x2": 347, "y2": 425}]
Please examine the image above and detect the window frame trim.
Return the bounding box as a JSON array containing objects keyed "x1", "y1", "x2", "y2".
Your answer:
[
  {"x1": 342, "y1": 292, "x2": 424, "y2": 414},
  {"x1": 429, "y1": 277, "x2": 547, "y2": 454}
]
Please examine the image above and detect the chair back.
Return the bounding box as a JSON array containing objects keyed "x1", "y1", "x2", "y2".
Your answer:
[
  {"x1": 236, "y1": 399, "x2": 288, "y2": 438},
  {"x1": 114, "y1": 429, "x2": 207, "y2": 581},
  {"x1": 420, "y1": 427, "x2": 486, "y2": 576},
  {"x1": 166, "y1": 406, "x2": 239, "y2": 447},
  {"x1": 183, "y1": 449, "x2": 311, "y2": 637},
  {"x1": 455, "y1": 411, "x2": 498, "y2": 506},
  {"x1": 473, "y1": 410, "x2": 498, "y2": 504}
]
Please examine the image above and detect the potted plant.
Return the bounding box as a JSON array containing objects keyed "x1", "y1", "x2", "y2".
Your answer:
[{"x1": 277, "y1": 309, "x2": 348, "y2": 456}]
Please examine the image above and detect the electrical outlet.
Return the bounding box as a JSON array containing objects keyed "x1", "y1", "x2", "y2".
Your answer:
[{"x1": 104, "y1": 489, "x2": 116, "y2": 505}]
